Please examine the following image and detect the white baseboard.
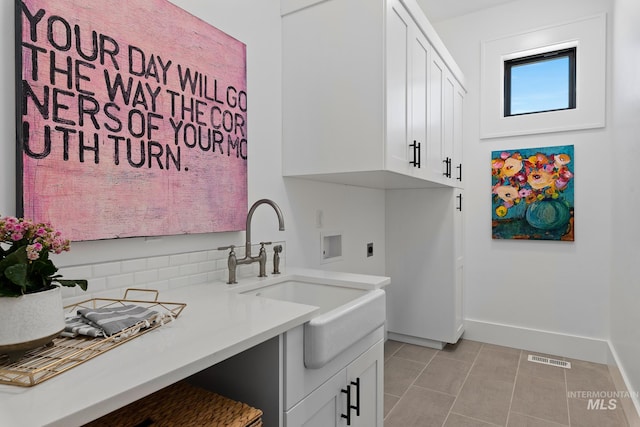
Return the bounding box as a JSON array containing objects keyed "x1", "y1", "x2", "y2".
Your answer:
[
  {"x1": 464, "y1": 319, "x2": 640, "y2": 424},
  {"x1": 607, "y1": 343, "x2": 640, "y2": 427},
  {"x1": 463, "y1": 318, "x2": 610, "y2": 364}
]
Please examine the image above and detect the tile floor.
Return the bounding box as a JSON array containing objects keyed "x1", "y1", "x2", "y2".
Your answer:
[{"x1": 384, "y1": 339, "x2": 632, "y2": 426}]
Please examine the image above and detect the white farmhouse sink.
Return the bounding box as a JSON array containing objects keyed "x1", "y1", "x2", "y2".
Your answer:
[{"x1": 242, "y1": 281, "x2": 386, "y2": 369}]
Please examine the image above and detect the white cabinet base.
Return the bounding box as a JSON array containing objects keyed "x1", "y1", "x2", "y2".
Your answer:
[
  {"x1": 285, "y1": 369, "x2": 347, "y2": 427},
  {"x1": 386, "y1": 188, "x2": 464, "y2": 347},
  {"x1": 285, "y1": 337, "x2": 384, "y2": 427},
  {"x1": 387, "y1": 330, "x2": 463, "y2": 350}
]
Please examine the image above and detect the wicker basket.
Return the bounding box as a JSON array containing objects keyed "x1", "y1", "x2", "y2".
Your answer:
[{"x1": 84, "y1": 381, "x2": 262, "y2": 427}]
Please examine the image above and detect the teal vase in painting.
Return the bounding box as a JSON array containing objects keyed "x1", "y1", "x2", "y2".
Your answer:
[{"x1": 525, "y1": 199, "x2": 571, "y2": 230}]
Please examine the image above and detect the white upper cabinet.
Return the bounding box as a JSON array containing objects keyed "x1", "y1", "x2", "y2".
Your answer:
[
  {"x1": 445, "y1": 71, "x2": 465, "y2": 186},
  {"x1": 386, "y1": 1, "x2": 413, "y2": 176},
  {"x1": 428, "y1": 50, "x2": 445, "y2": 181},
  {"x1": 282, "y1": 0, "x2": 465, "y2": 189}
]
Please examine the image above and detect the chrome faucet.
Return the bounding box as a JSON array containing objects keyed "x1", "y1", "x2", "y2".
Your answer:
[{"x1": 218, "y1": 199, "x2": 285, "y2": 284}]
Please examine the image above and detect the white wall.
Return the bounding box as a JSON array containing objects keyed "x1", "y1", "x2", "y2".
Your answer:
[
  {"x1": 610, "y1": 0, "x2": 640, "y2": 401},
  {"x1": 1, "y1": 1, "x2": 386, "y2": 286},
  {"x1": 432, "y1": 0, "x2": 614, "y2": 361}
]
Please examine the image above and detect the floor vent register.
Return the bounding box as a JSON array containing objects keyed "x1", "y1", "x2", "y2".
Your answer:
[{"x1": 527, "y1": 354, "x2": 571, "y2": 369}]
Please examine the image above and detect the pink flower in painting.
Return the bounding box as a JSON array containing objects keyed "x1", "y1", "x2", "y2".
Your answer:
[
  {"x1": 518, "y1": 188, "x2": 532, "y2": 198},
  {"x1": 513, "y1": 172, "x2": 527, "y2": 184},
  {"x1": 11, "y1": 232, "x2": 24, "y2": 241},
  {"x1": 559, "y1": 168, "x2": 573, "y2": 181}
]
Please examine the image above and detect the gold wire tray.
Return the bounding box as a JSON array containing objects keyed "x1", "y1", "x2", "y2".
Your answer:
[{"x1": 0, "y1": 289, "x2": 186, "y2": 387}]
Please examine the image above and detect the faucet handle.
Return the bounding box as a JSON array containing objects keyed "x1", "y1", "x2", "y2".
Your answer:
[
  {"x1": 259, "y1": 241, "x2": 272, "y2": 247},
  {"x1": 217, "y1": 245, "x2": 238, "y2": 284},
  {"x1": 218, "y1": 244, "x2": 236, "y2": 252},
  {"x1": 273, "y1": 245, "x2": 282, "y2": 275}
]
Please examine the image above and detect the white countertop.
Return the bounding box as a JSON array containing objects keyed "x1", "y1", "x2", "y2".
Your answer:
[{"x1": 0, "y1": 268, "x2": 389, "y2": 427}]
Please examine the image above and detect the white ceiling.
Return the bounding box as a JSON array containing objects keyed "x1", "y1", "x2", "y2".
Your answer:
[{"x1": 415, "y1": 0, "x2": 520, "y2": 22}]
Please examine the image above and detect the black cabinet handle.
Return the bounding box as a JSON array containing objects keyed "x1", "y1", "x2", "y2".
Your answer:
[
  {"x1": 410, "y1": 141, "x2": 417, "y2": 167},
  {"x1": 409, "y1": 141, "x2": 421, "y2": 168},
  {"x1": 443, "y1": 157, "x2": 452, "y2": 178},
  {"x1": 341, "y1": 378, "x2": 361, "y2": 425},
  {"x1": 456, "y1": 193, "x2": 463, "y2": 211},
  {"x1": 341, "y1": 385, "x2": 352, "y2": 425},
  {"x1": 456, "y1": 163, "x2": 462, "y2": 181},
  {"x1": 351, "y1": 378, "x2": 360, "y2": 416}
]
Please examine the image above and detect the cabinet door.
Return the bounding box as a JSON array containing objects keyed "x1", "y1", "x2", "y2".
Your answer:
[
  {"x1": 428, "y1": 52, "x2": 446, "y2": 179},
  {"x1": 443, "y1": 71, "x2": 455, "y2": 181},
  {"x1": 453, "y1": 189, "x2": 464, "y2": 340},
  {"x1": 409, "y1": 29, "x2": 430, "y2": 179},
  {"x1": 387, "y1": 0, "x2": 431, "y2": 179},
  {"x1": 347, "y1": 340, "x2": 384, "y2": 427},
  {"x1": 285, "y1": 340, "x2": 384, "y2": 427},
  {"x1": 445, "y1": 72, "x2": 465, "y2": 186},
  {"x1": 285, "y1": 369, "x2": 347, "y2": 427},
  {"x1": 453, "y1": 79, "x2": 465, "y2": 186},
  {"x1": 386, "y1": 0, "x2": 412, "y2": 174},
  {"x1": 386, "y1": 188, "x2": 459, "y2": 344}
]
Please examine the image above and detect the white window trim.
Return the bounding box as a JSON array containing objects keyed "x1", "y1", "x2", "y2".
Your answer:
[{"x1": 480, "y1": 14, "x2": 606, "y2": 139}]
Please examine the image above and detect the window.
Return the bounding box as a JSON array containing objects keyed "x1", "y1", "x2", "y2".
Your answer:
[
  {"x1": 481, "y1": 14, "x2": 605, "y2": 138},
  {"x1": 504, "y1": 47, "x2": 576, "y2": 117}
]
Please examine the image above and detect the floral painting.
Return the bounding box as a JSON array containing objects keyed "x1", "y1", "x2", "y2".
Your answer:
[
  {"x1": 491, "y1": 145, "x2": 574, "y2": 241},
  {"x1": 16, "y1": 0, "x2": 248, "y2": 241}
]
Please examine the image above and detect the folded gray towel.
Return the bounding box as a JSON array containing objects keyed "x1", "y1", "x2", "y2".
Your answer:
[
  {"x1": 77, "y1": 304, "x2": 160, "y2": 337},
  {"x1": 63, "y1": 315, "x2": 105, "y2": 338}
]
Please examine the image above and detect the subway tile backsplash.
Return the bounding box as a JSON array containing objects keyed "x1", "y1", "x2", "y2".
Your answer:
[{"x1": 58, "y1": 242, "x2": 286, "y2": 305}]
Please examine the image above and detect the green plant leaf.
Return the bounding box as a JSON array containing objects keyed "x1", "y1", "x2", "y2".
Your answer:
[
  {"x1": 55, "y1": 279, "x2": 88, "y2": 291},
  {"x1": 1, "y1": 241, "x2": 86, "y2": 295},
  {"x1": 30, "y1": 258, "x2": 58, "y2": 277},
  {"x1": 0, "y1": 246, "x2": 28, "y2": 274},
  {"x1": 4, "y1": 264, "x2": 28, "y2": 290}
]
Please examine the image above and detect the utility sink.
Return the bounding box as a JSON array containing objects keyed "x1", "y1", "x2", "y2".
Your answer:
[{"x1": 242, "y1": 280, "x2": 386, "y2": 369}]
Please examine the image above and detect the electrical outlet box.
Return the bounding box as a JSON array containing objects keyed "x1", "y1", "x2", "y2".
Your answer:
[{"x1": 321, "y1": 232, "x2": 343, "y2": 264}]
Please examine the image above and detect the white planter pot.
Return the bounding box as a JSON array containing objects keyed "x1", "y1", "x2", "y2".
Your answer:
[{"x1": 0, "y1": 287, "x2": 64, "y2": 360}]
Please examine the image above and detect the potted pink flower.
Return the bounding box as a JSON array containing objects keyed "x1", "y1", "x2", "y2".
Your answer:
[{"x1": 0, "y1": 216, "x2": 87, "y2": 360}]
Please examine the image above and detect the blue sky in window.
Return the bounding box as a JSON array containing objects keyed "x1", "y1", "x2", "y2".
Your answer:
[{"x1": 510, "y1": 56, "x2": 569, "y2": 115}]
